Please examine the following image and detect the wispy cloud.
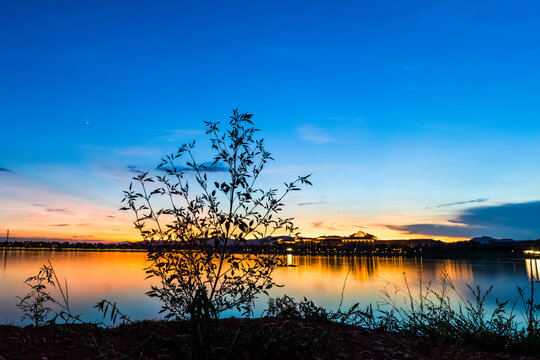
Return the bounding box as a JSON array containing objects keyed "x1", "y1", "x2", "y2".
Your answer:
[
  {"x1": 311, "y1": 221, "x2": 324, "y2": 228},
  {"x1": 297, "y1": 126, "x2": 333, "y2": 144},
  {"x1": 428, "y1": 198, "x2": 488, "y2": 209},
  {"x1": 127, "y1": 161, "x2": 228, "y2": 175},
  {"x1": 46, "y1": 208, "x2": 73, "y2": 214},
  {"x1": 127, "y1": 165, "x2": 140, "y2": 173},
  {"x1": 0, "y1": 167, "x2": 12, "y2": 172},
  {"x1": 52, "y1": 224, "x2": 70, "y2": 227},
  {"x1": 156, "y1": 163, "x2": 228, "y2": 173},
  {"x1": 298, "y1": 202, "x2": 323, "y2": 206},
  {"x1": 310, "y1": 220, "x2": 342, "y2": 231}
]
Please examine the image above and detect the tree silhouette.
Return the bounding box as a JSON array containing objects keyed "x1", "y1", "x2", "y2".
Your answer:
[{"x1": 121, "y1": 109, "x2": 311, "y2": 321}]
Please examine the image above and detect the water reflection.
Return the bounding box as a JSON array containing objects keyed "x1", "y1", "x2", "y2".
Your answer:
[
  {"x1": 286, "y1": 253, "x2": 293, "y2": 266},
  {"x1": 2, "y1": 250, "x2": 6, "y2": 273},
  {"x1": 525, "y1": 258, "x2": 540, "y2": 280},
  {"x1": 0, "y1": 250, "x2": 536, "y2": 324},
  {"x1": 281, "y1": 255, "x2": 474, "y2": 284}
]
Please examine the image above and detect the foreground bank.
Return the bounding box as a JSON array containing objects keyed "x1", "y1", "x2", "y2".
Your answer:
[{"x1": 0, "y1": 318, "x2": 538, "y2": 360}]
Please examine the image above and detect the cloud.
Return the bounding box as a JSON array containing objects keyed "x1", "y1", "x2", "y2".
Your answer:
[
  {"x1": 0, "y1": 167, "x2": 12, "y2": 172},
  {"x1": 156, "y1": 162, "x2": 228, "y2": 173},
  {"x1": 387, "y1": 224, "x2": 476, "y2": 238},
  {"x1": 52, "y1": 224, "x2": 70, "y2": 227},
  {"x1": 298, "y1": 202, "x2": 323, "y2": 206},
  {"x1": 127, "y1": 165, "x2": 139, "y2": 173},
  {"x1": 127, "y1": 162, "x2": 228, "y2": 175},
  {"x1": 429, "y1": 198, "x2": 488, "y2": 208},
  {"x1": 389, "y1": 201, "x2": 540, "y2": 240},
  {"x1": 310, "y1": 220, "x2": 341, "y2": 231},
  {"x1": 297, "y1": 126, "x2": 333, "y2": 144},
  {"x1": 311, "y1": 221, "x2": 324, "y2": 228},
  {"x1": 45, "y1": 208, "x2": 73, "y2": 214},
  {"x1": 452, "y1": 201, "x2": 540, "y2": 229}
]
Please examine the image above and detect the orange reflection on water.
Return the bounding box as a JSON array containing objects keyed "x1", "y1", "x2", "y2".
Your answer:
[
  {"x1": 0, "y1": 250, "x2": 161, "y2": 324},
  {"x1": 270, "y1": 255, "x2": 480, "y2": 313},
  {"x1": 0, "y1": 251, "x2": 535, "y2": 324}
]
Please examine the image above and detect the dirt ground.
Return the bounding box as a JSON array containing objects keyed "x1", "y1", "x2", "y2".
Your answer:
[{"x1": 0, "y1": 318, "x2": 537, "y2": 360}]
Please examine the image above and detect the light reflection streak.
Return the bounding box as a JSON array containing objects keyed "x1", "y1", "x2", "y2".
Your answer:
[{"x1": 525, "y1": 258, "x2": 540, "y2": 281}]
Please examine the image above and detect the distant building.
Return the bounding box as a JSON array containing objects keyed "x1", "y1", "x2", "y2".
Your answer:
[
  {"x1": 279, "y1": 231, "x2": 377, "y2": 247},
  {"x1": 342, "y1": 231, "x2": 377, "y2": 244},
  {"x1": 276, "y1": 237, "x2": 296, "y2": 245},
  {"x1": 317, "y1": 235, "x2": 343, "y2": 246},
  {"x1": 293, "y1": 236, "x2": 319, "y2": 245}
]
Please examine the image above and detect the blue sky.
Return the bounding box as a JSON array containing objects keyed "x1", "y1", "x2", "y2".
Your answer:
[{"x1": 1, "y1": 0, "x2": 540, "y2": 241}]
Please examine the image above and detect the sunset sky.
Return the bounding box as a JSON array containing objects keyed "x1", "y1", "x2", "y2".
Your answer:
[{"x1": 1, "y1": 1, "x2": 540, "y2": 242}]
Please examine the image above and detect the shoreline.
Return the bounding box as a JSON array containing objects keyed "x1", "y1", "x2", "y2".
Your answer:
[
  {"x1": 0, "y1": 247, "x2": 147, "y2": 252},
  {"x1": 1, "y1": 247, "x2": 538, "y2": 261},
  {"x1": 0, "y1": 318, "x2": 536, "y2": 360}
]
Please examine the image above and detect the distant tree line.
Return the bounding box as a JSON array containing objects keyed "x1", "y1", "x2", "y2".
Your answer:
[
  {"x1": 0, "y1": 241, "x2": 146, "y2": 250},
  {"x1": 2, "y1": 238, "x2": 540, "y2": 258}
]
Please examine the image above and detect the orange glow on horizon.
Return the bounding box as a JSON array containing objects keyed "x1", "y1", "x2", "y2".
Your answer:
[
  {"x1": 0, "y1": 174, "x2": 470, "y2": 243},
  {"x1": 3, "y1": 220, "x2": 468, "y2": 244}
]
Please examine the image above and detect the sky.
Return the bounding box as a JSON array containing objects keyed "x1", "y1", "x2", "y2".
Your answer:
[{"x1": 1, "y1": 0, "x2": 540, "y2": 242}]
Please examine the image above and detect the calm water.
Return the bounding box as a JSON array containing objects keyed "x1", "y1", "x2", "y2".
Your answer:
[{"x1": 1, "y1": 250, "x2": 539, "y2": 325}]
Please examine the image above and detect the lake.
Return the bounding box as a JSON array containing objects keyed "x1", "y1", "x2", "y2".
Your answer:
[{"x1": 1, "y1": 250, "x2": 539, "y2": 325}]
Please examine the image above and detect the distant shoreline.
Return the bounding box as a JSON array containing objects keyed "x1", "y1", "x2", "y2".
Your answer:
[
  {"x1": 1, "y1": 247, "x2": 538, "y2": 262},
  {"x1": 2, "y1": 239, "x2": 540, "y2": 260},
  {"x1": 0, "y1": 247, "x2": 147, "y2": 252}
]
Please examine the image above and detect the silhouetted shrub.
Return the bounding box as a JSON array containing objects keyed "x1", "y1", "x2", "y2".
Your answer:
[{"x1": 121, "y1": 109, "x2": 311, "y2": 321}]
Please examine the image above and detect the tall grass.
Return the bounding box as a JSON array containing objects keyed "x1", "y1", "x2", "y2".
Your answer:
[{"x1": 266, "y1": 267, "x2": 540, "y2": 355}]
